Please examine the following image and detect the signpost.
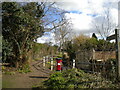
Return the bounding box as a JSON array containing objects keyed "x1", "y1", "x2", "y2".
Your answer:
[
  {"x1": 106, "y1": 34, "x2": 115, "y2": 41},
  {"x1": 107, "y1": 29, "x2": 120, "y2": 80}
]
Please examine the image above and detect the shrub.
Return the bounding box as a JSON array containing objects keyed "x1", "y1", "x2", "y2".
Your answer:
[
  {"x1": 104, "y1": 58, "x2": 116, "y2": 81},
  {"x1": 43, "y1": 68, "x2": 120, "y2": 89},
  {"x1": 44, "y1": 72, "x2": 66, "y2": 89},
  {"x1": 2, "y1": 66, "x2": 6, "y2": 71}
]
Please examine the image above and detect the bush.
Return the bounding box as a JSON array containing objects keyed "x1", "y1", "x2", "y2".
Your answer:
[
  {"x1": 104, "y1": 58, "x2": 116, "y2": 81},
  {"x1": 2, "y1": 66, "x2": 6, "y2": 71},
  {"x1": 43, "y1": 68, "x2": 120, "y2": 89},
  {"x1": 44, "y1": 72, "x2": 66, "y2": 89}
]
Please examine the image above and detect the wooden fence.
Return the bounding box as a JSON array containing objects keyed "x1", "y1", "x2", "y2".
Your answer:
[{"x1": 75, "y1": 49, "x2": 116, "y2": 72}]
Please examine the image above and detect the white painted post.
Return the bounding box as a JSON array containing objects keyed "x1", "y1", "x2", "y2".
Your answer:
[
  {"x1": 93, "y1": 48, "x2": 95, "y2": 60},
  {"x1": 51, "y1": 57, "x2": 53, "y2": 71},
  {"x1": 43, "y1": 56, "x2": 45, "y2": 67},
  {"x1": 73, "y1": 59, "x2": 75, "y2": 68},
  {"x1": 92, "y1": 48, "x2": 95, "y2": 72},
  {"x1": 46, "y1": 56, "x2": 48, "y2": 63}
]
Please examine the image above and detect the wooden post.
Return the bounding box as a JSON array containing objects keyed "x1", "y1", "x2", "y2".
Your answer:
[
  {"x1": 43, "y1": 56, "x2": 45, "y2": 67},
  {"x1": 51, "y1": 57, "x2": 53, "y2": 71},
  {"x1": 115, "y1": 29, "x2": 120, "y2": 80},
  {"x1": 73, "y1": 59, "x2": 75, "y2": 68}
]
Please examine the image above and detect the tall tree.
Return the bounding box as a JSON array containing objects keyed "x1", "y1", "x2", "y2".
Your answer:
[{"x1": 2, "y1": 2, "x2": 44, "y2": 68}]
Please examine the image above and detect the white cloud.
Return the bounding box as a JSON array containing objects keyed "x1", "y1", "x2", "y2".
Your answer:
[
  {"x1": 37, "y1": 36, "x2": 49, "y2": 43},
  {"x1": 55, "y1": 0, "x2": 119, "y2": 14},
  {"x1": 57, "y1": 0, "x2": 118, "y2": 35},
  {"x1": 65, "y1": 13, "x2": 93, "y2": 33},
  {"x1": 37, "y1": 32, "x2": 56, "y2": 44},
  {"x1": 110, "y1": 8, "x2": 118, "y2": 24}
]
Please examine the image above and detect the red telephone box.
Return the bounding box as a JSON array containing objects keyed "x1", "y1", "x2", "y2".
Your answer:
[{"x1": 56, "y1": 58, "x2": 62, "y2": 71}]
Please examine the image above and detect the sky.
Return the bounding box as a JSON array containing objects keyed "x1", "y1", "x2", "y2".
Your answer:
[
  {"x1": 37, "y1": 0, "x2": 119, "y2": 44},
  {"x1": 2, "y1": 0, "x2": 118, "y2": 44}
]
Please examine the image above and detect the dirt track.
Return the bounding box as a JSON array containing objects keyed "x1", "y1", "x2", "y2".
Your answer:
[{"x1": 2, "y1": 60, "x2": 52, "y2": 88}]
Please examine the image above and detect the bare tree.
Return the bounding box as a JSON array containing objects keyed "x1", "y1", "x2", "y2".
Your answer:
[
  {"x1": 40, "y1": 2, "x2": 68, "y2": 32},
  {"x1": 53, "y1": 16, "x2": 73, "y2": 53},
  {"x1": 93, "y1": 7, "x2": 116, "y2": 39}
]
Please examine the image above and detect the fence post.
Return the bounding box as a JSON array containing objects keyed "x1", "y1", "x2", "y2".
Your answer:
[
  {"x1": 93, "y1": 48, "x2": 95, "y2": 60},
  {"x1": 43, "y1": 56, "x2": 45, "y2": 67},
  {"x1": 46, "y1": 56, "x2": 48, "y2": 63},
  {"x1": 92, "y1": 48, "x2": 95, "y2": 72},
  {"x1": 115, "y1": 29, "x2": 120, "y2": 80},
  {"x1": 73, "y1": 59, "x2": 75, "y2": 68},
  {"x1": 51, "y1": 57, "x2": 53, "y2": 71}
]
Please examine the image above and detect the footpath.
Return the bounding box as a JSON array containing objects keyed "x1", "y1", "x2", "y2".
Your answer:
[{"x1": 2, "y1": 60, "x2": 52, "y2": 88}]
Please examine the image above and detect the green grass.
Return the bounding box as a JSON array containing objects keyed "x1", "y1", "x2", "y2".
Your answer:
[{"x1": 3, "y1": 71, "x2": 16, "y2": 75}]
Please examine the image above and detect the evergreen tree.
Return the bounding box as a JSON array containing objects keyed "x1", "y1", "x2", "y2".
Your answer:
[
  {"x1": 92, "y1": 33, "x2": 97, "y2": 39},
  {"x1": 2, "y1": 2, "x2": 44, "y2": 68}
]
